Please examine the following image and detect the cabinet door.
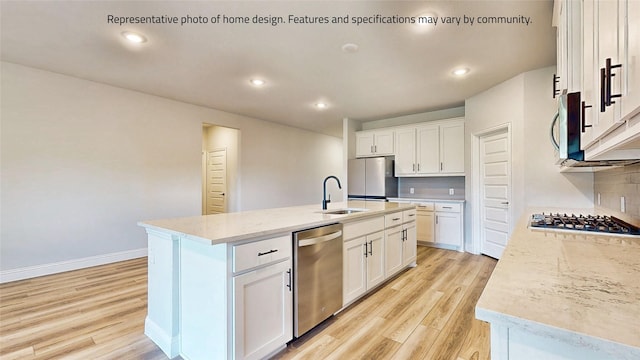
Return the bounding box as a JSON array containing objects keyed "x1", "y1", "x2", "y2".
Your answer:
[
  {"x1": 384, "y1": 226, "x2": 404, "y2": 277},
  {"x1": 374, "y1": 130, "x2": 395, "y2": 155},
  {"x1": 395, "y1": 128, "x2": 416, "y2": 175},
  {"x1": 621, "y1": 0, "x2": 640, "y2": 119},
  {"x1": 581, "y1": 0, "x2": 597, "y2": 148},
  {"x1": 343, "y1": 237, "x2": 367, "y2": 305},
  {"x1": 403, "y1": 222, "x2": 417, "y2": 266},
  {"x1": 416, "y1": 124, "x2": 440, "y2": 174},
  {"x1": 416, "y1": 210, "x2": 434, "y2": 243},
  {"x1": 435, "y1": 212, "x2": 462, "y2": 247},
  {"x1": 355, "y1": 132, "x2": 375, "y2": 157},
  {"x1": 366, "y1": 231, "x2": 385, "y2": 290},
  {"x1": 233, "y1": 260, "x2": 292, "y2": 360},
  {"x1": 593, "y1": 0, "x2": 623, "y2": 139},
  {"x1": 440, "y1": 121, "x2": 465, "y2": 174}
]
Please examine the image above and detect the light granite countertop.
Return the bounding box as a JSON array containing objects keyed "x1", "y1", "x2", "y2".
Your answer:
[
  {"x1": 138, "y1": 200, "x2": 414, "y2": 245},
  {"x1": 476, "y1": 209, "x2": 640, "y2": 357}
]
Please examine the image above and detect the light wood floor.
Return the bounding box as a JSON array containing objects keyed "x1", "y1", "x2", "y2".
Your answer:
[{"x1": 0, "y1": 246, "x2": 496, "y2": 360}]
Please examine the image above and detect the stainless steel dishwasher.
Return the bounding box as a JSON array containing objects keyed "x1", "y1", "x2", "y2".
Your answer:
[{"x1": 293, "y1": 223, "x2": 343, "y2": 338}]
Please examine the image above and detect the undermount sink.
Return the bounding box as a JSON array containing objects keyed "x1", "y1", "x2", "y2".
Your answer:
[{"x1": 322, "y1": 208, "x2": 368, "y2": 215}]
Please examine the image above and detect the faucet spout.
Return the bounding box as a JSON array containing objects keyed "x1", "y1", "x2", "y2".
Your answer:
[{"x1": 322, "y1": 176, "x2": 342, "y2": 210}]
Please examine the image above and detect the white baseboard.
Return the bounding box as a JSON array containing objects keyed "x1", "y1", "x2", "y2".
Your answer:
[{"x1": 0, "y1": 248, "x2": 147, "y2": 283}]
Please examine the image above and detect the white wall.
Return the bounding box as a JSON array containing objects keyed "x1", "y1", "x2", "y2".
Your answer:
[
  {"x1": 0, "y1": 62, "x2": 343, "y2": 275},
  {"x1": 464, "y1": 66, "x2": 594, "y2": 252}
]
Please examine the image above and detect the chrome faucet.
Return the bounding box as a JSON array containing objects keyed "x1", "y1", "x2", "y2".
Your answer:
[{"x1": 322, "y1": 176, "x2": 342, "y2": 210}]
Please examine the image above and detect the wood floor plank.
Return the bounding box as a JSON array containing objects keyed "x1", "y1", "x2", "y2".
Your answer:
[{"x1": 1, "y1": 246, "x2": 497, "y2": 360}]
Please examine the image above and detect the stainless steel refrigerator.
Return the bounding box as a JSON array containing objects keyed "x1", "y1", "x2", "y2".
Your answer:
[{"x1": 347, "y1": 157, "x2": 398, "y2": 200}]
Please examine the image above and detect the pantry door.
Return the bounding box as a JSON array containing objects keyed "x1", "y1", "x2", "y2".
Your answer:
[
  {"x1": 205, "y1": 149, "x2": 227, "y2": 215},
  {"x1": 479, "y1": 128, "x2": 511, "y2": 259}
]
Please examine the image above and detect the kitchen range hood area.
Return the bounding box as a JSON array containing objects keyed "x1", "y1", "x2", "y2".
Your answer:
[{"x1": 1, "y1": 1, "x2": 639, "y2": 360}]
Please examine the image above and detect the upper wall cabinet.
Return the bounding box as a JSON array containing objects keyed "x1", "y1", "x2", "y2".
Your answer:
[
  {"x1": 355, "y1": 129, "x2": 395, "y2": 157},
  {"x1": 555, "y1": 0, "x2": 582, "y2": 94},
  {"x1": 395, "y1": 118, "x2": 465, "y2": 177},
  {"x1": 557, "y1": 0, "x2": 640, "y2": 159}
]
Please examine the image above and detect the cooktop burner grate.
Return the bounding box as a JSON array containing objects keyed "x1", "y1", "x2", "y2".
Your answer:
[{"x1": 530, "y1": 213, "x2": 640, "y2": 235}]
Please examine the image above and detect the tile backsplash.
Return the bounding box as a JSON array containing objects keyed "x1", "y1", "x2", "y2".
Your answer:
[
  {"x1": 398, "y1": 177, "x2": 465, "y2": 200},
  {"x1": 594, "y1": 163, "x2": 640, "y2": 225}
]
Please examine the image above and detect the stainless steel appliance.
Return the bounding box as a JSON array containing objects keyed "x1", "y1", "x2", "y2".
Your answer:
[
  {"x1": 530, "y1": 213, "x2": 640, "y2": 235},
  {"x1": 551, "y1": 92, "x2": 638, "y2": 169},
  {"x1": 293, "y1": 223, "x2": 343, "y2": 337},
  {"x1": 348, "y1": 157, "x2": 397, "y2": 200}
]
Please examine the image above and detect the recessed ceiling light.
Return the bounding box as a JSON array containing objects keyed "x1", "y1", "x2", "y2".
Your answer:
[
  {"x1": 250, "y1": 79, "x2": 266, "y2": 86},
  {"x1": 452, "y1": 67, "x2": 470, "y2": 76},
  {"x1": 315, "y1": 102, "x2": 328, "y2": 109},
  {"x1": 122, "y1": 31, "x2": 147, "y2": 44},
  {"x1": 341, "y1": 43, "x2": 359, "y2": 53}
]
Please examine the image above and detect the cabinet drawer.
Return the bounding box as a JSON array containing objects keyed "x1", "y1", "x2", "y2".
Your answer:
[
  {"x1": 415, "y1": 202, "x2": 434, "y2": 211},
  {"x1": 385, "y1": 212, "x2": 404, "y2": 227},
  {"x1": 233, "y1": 235, "x2": 291, "y2": 273},
  {"x1": 435, "y1": 203, "x2": 461, "y2": 213},
  {"x1": 403, "y1": 209, "x2": 417, "y2": 222},
  {"x1": 343, "y1": 216, "x2": 384, "y2": 240}
]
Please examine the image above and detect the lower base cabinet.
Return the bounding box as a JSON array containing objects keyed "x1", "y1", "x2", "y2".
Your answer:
[
  {"x1": 343, "y1": 230, "x2": 385, "y2": 305},
  {"x1": 412, "y1": 202, "x2": 464, "y2": 252},
  {"x1": 233, "y1": 260, "x2": 292, "y2": 360},
  {"x1": 342, "y1": 212, "x2": 416, "y2": 307},
  {"x1": 174, "y1": 234, "x2": 293, "y2": 360}
]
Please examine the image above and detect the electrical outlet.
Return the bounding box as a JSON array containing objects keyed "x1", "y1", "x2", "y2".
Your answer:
[
  {"x1": 621, "y1": 196, "x2": 626, "y2": 213},
  {"x1": 449, "y1": 188, "x2": 455, "y2": 195},
  {"x1": 409, "y1": 187, "x2": 415, "y2": 194}
]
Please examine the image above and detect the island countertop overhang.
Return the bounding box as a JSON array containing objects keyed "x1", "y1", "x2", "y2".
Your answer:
[{"x1": 138, "y1": 200, "x2": 415, "y2": 245}]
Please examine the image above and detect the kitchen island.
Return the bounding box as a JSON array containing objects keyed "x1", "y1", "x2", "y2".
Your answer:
[
  {"x1": 476, "y1": 211, "x2": 640, "y2": 359},
  {"x1": 138, "y1": 200, "x2": 416, "y2": 360}
]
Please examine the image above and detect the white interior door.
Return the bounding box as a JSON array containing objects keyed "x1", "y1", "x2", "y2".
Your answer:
[
  {"x1": 206, "y1": 149, "x2": 227, "y2": 215},
  {"x1": 480, "y1": 129, "x2": 511, "y2": 259}
]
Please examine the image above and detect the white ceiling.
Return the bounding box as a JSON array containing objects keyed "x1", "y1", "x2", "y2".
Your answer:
[{"x1": 1, "y1": 1, "x2": 556, "y2": 138}]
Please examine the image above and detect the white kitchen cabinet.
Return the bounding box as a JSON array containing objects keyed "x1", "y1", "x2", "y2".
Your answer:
[
  {"x1": 402, "y1": 220, "x2": 417, "y2": 266},
  {"x1": 355, "y1": 129, "x2": 394, "y2": 157},
  {"x1": 394, "y1": 127, "x2": 418, "y2": 175},
  {"x1": 176, "y1": 234, "x2": 293, "y2": 360},
  {"x1": 621, "y1": 0, "x2": 640, "y2": 120},
  {"x1": 342, "y1": 217, "x2": 386, "y2": 305},
  {"x1": 416, "y1": 203, "x2": 435, "y2": 244},
  {"x1": 554, "y1": 0, "x2": 582, "y2": 94},
  {"x1": 577, "y1": 0, "x2": 640, "y2": 159},
  {"x1": 394, "y1": 118, "x2": 465, "y2": 177},
  {"x1": 580, "y1": 0, "x2": 597, "y2": 148},
  {"x1": 435, "y1": 203, "x2": 464, "y2": 252},
  {"x1": 343, "y1": 230, "x2": 385, "y2": 305},
  {"x1": 384, "y1": 209, "x2": 417, "y2": 278},
  {"x1": 233, "y1": 260, "x2": 292, "y2": 360},
  {"x1": 439, "y1": 121, "x2": 465, "y2": 174},
  {"x1": 384, "y1": 225, "x2": 404, "y2": 276}
]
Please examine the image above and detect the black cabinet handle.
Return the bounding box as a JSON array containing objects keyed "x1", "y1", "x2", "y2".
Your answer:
[
  {"x1": 553, "y1": 73, "x2": 560, "y2": 98},
  {"x1": 605, "y1": 58, "x2": 622, "y2": 107},
  {"x1": 368, "y1": 241, "x2": 373, "y2": 256},
  {"x1": 257, "y1": 249, "x2": 278, "y2": 256},
  {"x1": 286, "y1": 269, "x2": 292, "y2": 291},
  {"x1": 600, "y1": 67, "x2": 607, "y2": 112},
  {"x1": 581, "y1": 101, "x2": 593, "y2": 133},
  {"x1": 363, "y1": 243, "x2": 368, "y2": 258}
]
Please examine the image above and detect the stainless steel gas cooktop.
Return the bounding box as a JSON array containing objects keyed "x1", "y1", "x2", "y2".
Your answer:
[{"x1": 530, "y1": 213, "x2": 640, "y2": 236}]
